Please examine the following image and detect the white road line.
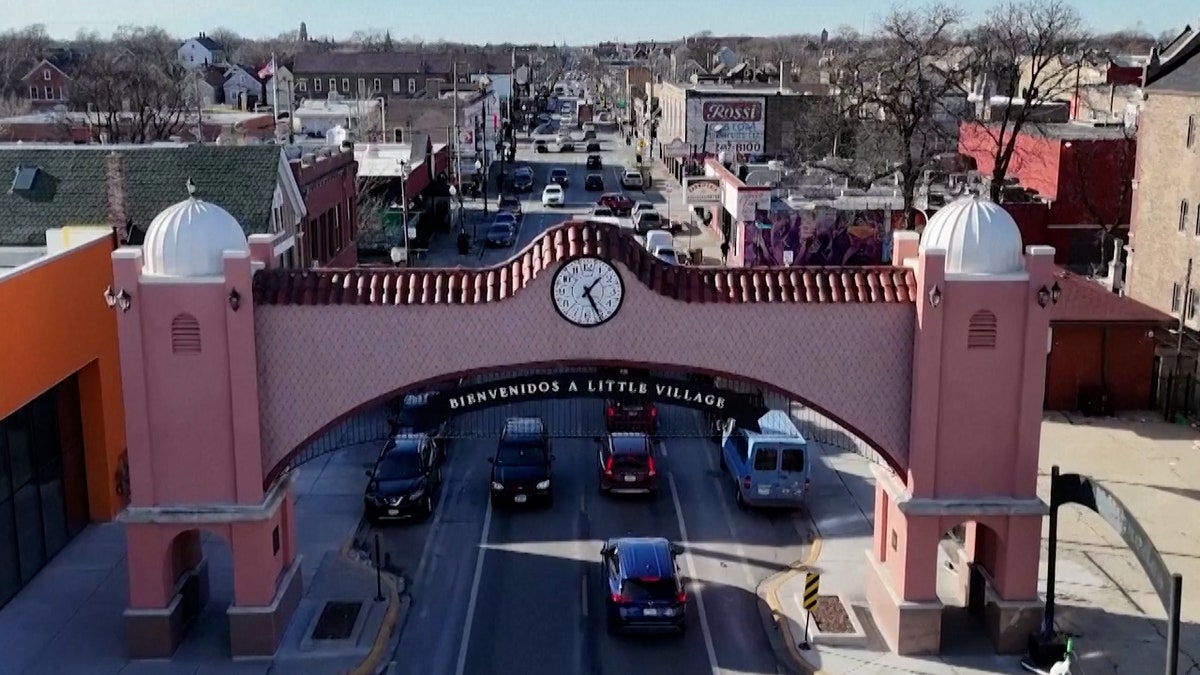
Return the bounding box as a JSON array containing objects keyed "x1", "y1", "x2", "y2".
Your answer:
[
  {"x1": 411, "y1": 472, "x2": 454, "y2": 588},
  {"x1": 659, "y1": 441, "x2": 668, "y2": 458},
  {"x1": 668, "y1": 473, "x2": 719, "y2": 675},
  {"x1": 453, "y1": 497, "x2": 493, "y2": 675},
  {"x1": 713, "y1": 475, "x2": 760, "y2": 590},
  {"x1": 580, "y1": 574, "x2": 589, "y2": 617}
]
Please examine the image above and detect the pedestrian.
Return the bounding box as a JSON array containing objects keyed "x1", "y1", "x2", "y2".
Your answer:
[{"x1": 720, "y1": 240, "x2": 730, "y2": 266}]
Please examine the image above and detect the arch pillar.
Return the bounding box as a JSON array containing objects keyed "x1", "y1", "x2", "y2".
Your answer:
[
  {"x1": 867, "y1": 232, "x2": 1055, "y2": 655},
  {"x1": 112, "y1": 237, "x2": 304, "y2": 659}
]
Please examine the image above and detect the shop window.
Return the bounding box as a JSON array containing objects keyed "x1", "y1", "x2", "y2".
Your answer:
[
  {"x1": 967, "y1": 310, "x2": 998, "y2": 349},
  {"x1": 1189, "y1": 115, "x2": 1196, "y2": 148},
  {"x1": 170, "y1": 314, "x2": 202, "y2": 355},
  {"x1": 1173, "y1": 282, "x2": 1183, "y2": 313},
  {"x1": 1181, "y1": 200, "x2": 1190, "y2": 232}
]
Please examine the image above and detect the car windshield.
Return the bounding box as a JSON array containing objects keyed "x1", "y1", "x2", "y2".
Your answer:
[
  {"x1": 495, "y1": 439, "x2": 547, "y2": 465},
  {"x1": 488, "y1": 224, "x2": 512, "y2": 235},
  {"x1": 545, "y1": 186, "x2": 562, "y2": 193},
  {"x1": 499, "y1": 198, "x2": 519, "y2": 208},
  {"x1": 377, "y1": 451, "x2": 422, "y2": 479},
  {"x1": 551, "y1": 170, "x2": 566, "y2": 177},
  {"x1": 641, "y1": 212, "x2": 661, "y2": 221}
]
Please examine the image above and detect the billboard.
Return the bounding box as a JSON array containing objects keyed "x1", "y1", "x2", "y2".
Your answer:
[{"x1": 686, "y1": 97, "x2": 765, "y2": 161}]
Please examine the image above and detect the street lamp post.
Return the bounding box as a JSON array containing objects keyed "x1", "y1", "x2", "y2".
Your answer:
[
  {"x1": 398, "y1": 160, "x2": 412, "y2": 263},
  {"x1": 474, "y1": 159, "x2": 485, "y2": 241}
]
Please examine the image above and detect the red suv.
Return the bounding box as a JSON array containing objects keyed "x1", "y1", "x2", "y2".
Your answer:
[
  {"x1": 597, "y1": 433, "x2": 658, "y2": 497},
  {"x1": 605, "y1": 398, "x2": 657, "y2": 434},
  {"x1": 597, "y1": 192, "x2": 635, "y2": 215}
]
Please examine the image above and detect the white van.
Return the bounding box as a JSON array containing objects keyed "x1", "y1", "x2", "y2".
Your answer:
[{"x1": 644, "y1": 231, "x2": 677, "y2": 264}]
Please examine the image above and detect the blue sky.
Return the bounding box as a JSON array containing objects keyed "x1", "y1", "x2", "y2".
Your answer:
[{"x1": 3, "y1": 0, "x2": 1193, "y2": 43}]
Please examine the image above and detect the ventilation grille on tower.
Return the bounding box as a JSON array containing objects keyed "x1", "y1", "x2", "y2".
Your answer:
[
  {"x1": 171, "y1": 314, "x2": 202, "y2": 355},
  {"x1": 967, "y1": 310, "x2": 997, "y2": 350}
]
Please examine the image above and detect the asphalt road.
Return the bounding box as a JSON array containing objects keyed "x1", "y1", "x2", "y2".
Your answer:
[
  {"x1": 473, "y1": 129, "x2": 651, "y2": 267},
  {"x1": 381, "y1": 400, "x2": 808, "y2": 675}
]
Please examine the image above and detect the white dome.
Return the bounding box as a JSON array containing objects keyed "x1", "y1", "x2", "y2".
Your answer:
[
  {"x1": 142, "y1": 195, "x2": 249, "y2": 277},
  {"x1": 919, "y1": 196, "x2": 1025, "y2": 276}
]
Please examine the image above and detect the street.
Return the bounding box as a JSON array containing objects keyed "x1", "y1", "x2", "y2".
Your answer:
[
  {"x1": 380, "y1": 401, "x2": 806, "y2": 675},
  {"x1": 467, "y1": 127, "x2": 675, "y2": 269}
]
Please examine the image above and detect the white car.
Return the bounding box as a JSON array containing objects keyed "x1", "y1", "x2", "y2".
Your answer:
[
  {"x1": 542, "y1": 184, "x2": 565, "y2": 207},
  {"x1": 621, "y1": 169, "x2": 644, "y2": 189}
]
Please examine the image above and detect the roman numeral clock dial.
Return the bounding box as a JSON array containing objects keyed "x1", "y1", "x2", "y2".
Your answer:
[{"x1": 551, "y1": 256, "x2": 625, "y2": 327}]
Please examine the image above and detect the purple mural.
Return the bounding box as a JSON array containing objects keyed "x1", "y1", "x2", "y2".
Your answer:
[{"x1": 743, "y1": 207, "x2": 927, "y2": 267}]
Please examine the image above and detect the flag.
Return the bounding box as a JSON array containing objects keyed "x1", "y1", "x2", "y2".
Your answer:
[{"x1": 258, "y1": 57, "x2": 276, "y2": 81}]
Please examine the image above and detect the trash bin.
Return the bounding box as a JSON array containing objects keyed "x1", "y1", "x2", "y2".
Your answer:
[{"x1": 688, "y1": 249, "x2": 703, "y2": 265}]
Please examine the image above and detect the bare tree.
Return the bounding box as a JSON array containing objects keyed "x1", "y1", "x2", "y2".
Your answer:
[
  {"x1": 0, "y1": 25, "x2": 52, "y2": 100},
  {"x1": 349, "y1": 29, "x2": 395, "y2": 52},
  {"x1": 828, "y1": 3, "x2": 968, "y2": 228},
  {"x1": 966, "y1": 0, "x2": 1091, "y2": 201},
  {"x1": 206, "y1": 27, "x2": 243, "y2": 60},
  {"x1": 70, "y1": 26, "x2": 190, "y2": 143}
]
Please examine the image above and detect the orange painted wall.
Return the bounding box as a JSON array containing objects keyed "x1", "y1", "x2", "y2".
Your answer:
[{"x1": 0, "y1": 233, "x2": 127, "y2": 520}]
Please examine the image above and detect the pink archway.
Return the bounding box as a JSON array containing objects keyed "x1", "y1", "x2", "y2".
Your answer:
[{"x1": 108, "y1": 218, "x2": 1058, "y2": 660}]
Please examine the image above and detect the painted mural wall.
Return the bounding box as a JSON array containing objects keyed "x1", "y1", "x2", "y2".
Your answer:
[{"x1": 742, "y1": 206, "x2": 929, "y2": 267}]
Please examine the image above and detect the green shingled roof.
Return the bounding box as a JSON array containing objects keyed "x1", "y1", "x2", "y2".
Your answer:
[{"x1": 0, "y1": 145, "x2": 284, "y2": 247}]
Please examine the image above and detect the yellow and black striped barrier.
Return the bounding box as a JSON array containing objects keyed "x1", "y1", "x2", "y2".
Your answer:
[{"x1": 800, "y1": 572, "x2": 819, "y2": 650}]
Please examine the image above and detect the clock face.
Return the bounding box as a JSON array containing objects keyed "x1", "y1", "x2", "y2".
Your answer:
[{"x1": 551, "y1": 256, "x2": 624, "y2": 327}]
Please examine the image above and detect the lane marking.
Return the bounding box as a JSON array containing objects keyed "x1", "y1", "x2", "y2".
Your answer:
[
  {"x1": 580, "y1": 574, "x2": 589, "y2": 618},
  {"x1": 580, "y1": 489, "x2": 587, "y2": 515},
  {"x1": 452, "y1": 496, "x2": 493, "y2": 675},
  {"x1": 713, "y1": 473, "x2": 760, "y2": 589},
  {"x1": 668, "y1": 473, "x2": 719, "y2": 675},
  {"x1": 411, "y1": 465, "x2": 455, "y2": 588}
]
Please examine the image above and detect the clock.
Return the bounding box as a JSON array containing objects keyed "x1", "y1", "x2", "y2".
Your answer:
[{"x1": 551, "y1": 256, "x2": 624, "y2": 327}]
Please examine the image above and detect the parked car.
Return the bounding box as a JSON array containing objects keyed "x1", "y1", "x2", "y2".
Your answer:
[
  {"x1": 510, "y1": 168, "x2": 535, "y2": 193},
  {"x1": 592, "y1": 205, "x2": 615, "y2": 217},
  {"x1": 597, "y1": 192, "x2": 635, "y2": 216},
  {"x1": 559, "y1": 143, "x2": 575, "y2": 152},
  {"x1": 601, "y1": 537, "x2": 687, "y2": 634},
  {"x1": 585, "y1": 173, "x2": 605, "y2": 191},
  {"x1": 721, "y1": 409, "x2": 810, "y2": 510},
  {"x1": 634, "y1": 210, "x2": 664, "y2": 234},
  {"x1": 535, "y1": 140, "x2": 549, "y2": 153},
  {"x1": 586, "y1": 142, "x2": 602, "y2": 153},
  {"x1": 549, "y1": 167, "x2": 570, "y2": 187},
  {"x1": 363, "y1": 435, "x2": 444, "y2": 522},
  {"x1": 621, "y1": 169, "x2": 645, "y2": 190},
  {"x1": 497, "y1": 194, "x2": 523, "y2": 218},
  {"x1": 645, "y1": 230, "x2": 676, "y2": 264},
  {"x1": 605, "y1": 398, "x2": 658, "y2": 434},
  {"x1": 586, "y1": 154, "x2": 603, "y2": 169},
  {"x1": 489, "y1": 417, "x2": 554, "y2": 507},
  {"x1": 597, "y1": 432, "x2": 658, "y2": 497},
  {"x1": 631, "y1": 201, "x2": 656, "y2": 218},
  {"x1": 542, "y1": 184, "x2": 566, "y2": 207}
]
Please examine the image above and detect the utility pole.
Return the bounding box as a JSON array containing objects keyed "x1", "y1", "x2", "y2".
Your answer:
[
  {"x1": 1169, "y1": 258, "x2": 1194, "y2": 420},
  {"x1": 452, "y1": 62, "x2": 462, "y2": 190},
  {"x1": 647, "y1": 74, "x2": 656, "y2": 167}
]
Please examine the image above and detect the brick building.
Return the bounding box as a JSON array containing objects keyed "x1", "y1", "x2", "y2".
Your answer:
[
  {"x1": 958, "y1": 121, "x2": 1135, "y2": 271},
  {"x1": 20, "y1": 58, "x2": 72, "y2": 111},
  {"x1": 286, "y1": 145, "x2": 360, "y2": 267}
]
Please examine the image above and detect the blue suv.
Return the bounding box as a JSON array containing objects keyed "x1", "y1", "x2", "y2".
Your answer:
[{"x1": 601, "y1": 537, "x2": 687, "y2": 634}]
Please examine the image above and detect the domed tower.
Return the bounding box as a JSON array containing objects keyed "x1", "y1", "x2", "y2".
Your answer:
[
  {"x1": 112, "y1": 182, "x2": 301, "y2": 659},
  {"x1": 868, "y1": 196, "x2": 1055, "y2": 655}
]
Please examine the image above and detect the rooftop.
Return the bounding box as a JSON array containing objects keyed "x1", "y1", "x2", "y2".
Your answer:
[
  {"x1": 295, "y1": 99, "x2": 383, "y2": 118},
  {"x1": 1052, "y1": 269, "x2": 1173, "y2": 324},
  {"x1": 0, "y1": 144, "x2": 286, "y2": 246},
  {"x1": 0, "y1": 227, "x2": 110, "y2": 280},
  {"x1": 0, "y1": 109, "x2": 271, "y2": 127},
  {"x1": 353, "y1": 142, "x2": 448, "y2": 177},
  {"x1": 1023, "y1": 121, "x2": 1133, "y2": 141}
]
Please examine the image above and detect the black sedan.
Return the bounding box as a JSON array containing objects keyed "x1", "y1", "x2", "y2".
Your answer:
[
  {"x1": 497, "y1": 194, "x2": 523, "y2": 219},
  {"x1": 510, "y1": 169, "x2": 535, "y2": 193},
  {"x1": 586, "y1": 154, "x2": 602, "y2": 169},
  {"x1": 364, "y1": 436, "x2": 443, "y2": 522},
  {"x1": 549, "y1": 168, "x2": 570, "y2": 187},
  {"x1": 585, "y1": 173, "x2": 605, "y2": 191}
]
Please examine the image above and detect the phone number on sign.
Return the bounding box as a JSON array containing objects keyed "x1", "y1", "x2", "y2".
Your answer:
[{"x1": 714, "y1": 141, "x2": 763, "y2": 153}]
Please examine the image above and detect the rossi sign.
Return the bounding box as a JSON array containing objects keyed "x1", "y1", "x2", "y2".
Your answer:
[{"x1": 686, "y1": 97, "x2": 766, "y2": 161}]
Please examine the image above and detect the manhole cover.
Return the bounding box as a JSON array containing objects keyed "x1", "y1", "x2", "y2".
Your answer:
[{"x1": 312, "y1": 601, "x2": 362, "y2": 640}]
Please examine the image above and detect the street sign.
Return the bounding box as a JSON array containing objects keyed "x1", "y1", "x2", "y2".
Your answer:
[
  {"x1": 803, "y1": 572, "x2": 820, "y2": 611},
  {"x1": 662, "y1": 138, "x2": 690, "y2": 159}
]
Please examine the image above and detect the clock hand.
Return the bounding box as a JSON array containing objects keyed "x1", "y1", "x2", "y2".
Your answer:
[{"x1": 586, "y1": 293, "x2": 601, "y2": 316}]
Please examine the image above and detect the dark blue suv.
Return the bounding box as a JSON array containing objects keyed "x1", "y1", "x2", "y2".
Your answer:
[{"x1": 601, "y1": 537, "x2": 687, "y2": 634}]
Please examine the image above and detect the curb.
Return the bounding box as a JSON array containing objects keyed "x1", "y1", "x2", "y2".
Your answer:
[
  {"x1": 757, "y1": 532, "x2": 828, "y2": 675},
  {"x1": 341, "y1": 528, "x2": 406, "y2": 675}
]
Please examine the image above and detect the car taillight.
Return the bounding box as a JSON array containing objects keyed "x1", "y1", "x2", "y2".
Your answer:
[
  {"x1": 647, "y1": 455, "x2": 657, "y2": 476},
  {"x1": 604, "y1": 456, "x2": 613, "y2": 476},
  {"x1": 676, "y1": 590, "x2": 687, "y2": 604},
  {"x1": 611, "y1": 593, "x2": 630, "y2": 604},
  {"x1": 606, "y1": 406, "x2": 615, "y2": 418},
  {"x1": 649, "y1": 407, "x2": 657, "y2": 418},
  {"x1": 742, "y1": 476, "x2": 751, "y2": 490}
]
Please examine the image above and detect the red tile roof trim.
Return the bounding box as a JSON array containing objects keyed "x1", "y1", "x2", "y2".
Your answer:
[{"x1": 251, "y1": 221, "x2": 918, "y2": 306}]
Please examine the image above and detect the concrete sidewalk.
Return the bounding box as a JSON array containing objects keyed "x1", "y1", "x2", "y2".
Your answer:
[
  {"x1": 758, "y1": 409, "x2": 1200, "y2": 674},
  {"x1": 0, "y1": 441, "x2": 403, "y2": 675}
]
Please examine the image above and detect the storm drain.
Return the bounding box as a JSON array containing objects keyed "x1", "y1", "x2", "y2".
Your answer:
[{"x1": 312, "y1": 601, "x2": 363, "y2": 640}]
